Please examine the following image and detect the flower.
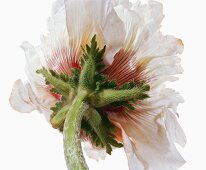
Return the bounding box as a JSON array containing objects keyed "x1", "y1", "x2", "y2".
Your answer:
[{"x1": 10, "y1": 0, "x2": 186, "y2": 169}]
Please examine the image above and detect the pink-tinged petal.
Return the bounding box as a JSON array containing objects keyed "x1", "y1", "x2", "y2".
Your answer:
[
  {"x1": 110, "y1": 108, "x2": 185, "y2": 170},
  {"x1": 103, "y1": 49, "x2": 152, "y2": 86},
  {"x1": 103, "y1": 37, "x2": 183, "y2": 87},
  {"x1": 42, "y1": 0, "x2": 125, "y2": 73},
  {"x1": 10, "y1": 79, "x2": 37, "y2": 113},
  {"x1": 41, "y1": 1, "x2": 75, "y2": 75},
  {"x1": 64, "y1": 0, "x2": 125, "y2": 65},
  {"x1": 10, "y1": 80, "x2": 57, "y2": 121},
  {"x1": 21, "y1": 42, "x2": 59, "y2": 108},
  {"x1": 104, "y1": 1, "x2": 183, "y2": 87},
  {"x1": 45, "y1": 46, "x2": 80, "y2": 75},
  {"x1": 108, "y1": 85, "x2": 185, "y2": 169}
]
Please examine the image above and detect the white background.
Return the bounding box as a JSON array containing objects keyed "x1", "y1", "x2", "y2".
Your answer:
[{"x1": 0, "y1": 0, "x2": 205, "y2": 169}]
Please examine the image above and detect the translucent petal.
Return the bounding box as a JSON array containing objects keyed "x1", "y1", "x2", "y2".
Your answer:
[
  {"x1": 64, "y1": 0, "x2": 125, "y2": 65},
  {"x1": 83, "y1": 141, "x2": 107, "y2": 161},
  {"x1": 10, "y1": 80, "x2": 57, "y2": 121},
  {"x1": 110, "y1": 109, "x2": 185, "y2": 170},
  {"x1": 10, "y1": 79, "x2": 37, "y2": 113},
  {"x1": 165, "y1": 109, "x2": 187, "y2": 147},
  {"x1": 104, "y1": 1, "x2": 183, "y2": 87},
  {"x1": 109, "y1": 85, "x2": 186, "y2": 169},
  {"x1": 122, "y1": 130, "x2": 144, "y2": 170}
]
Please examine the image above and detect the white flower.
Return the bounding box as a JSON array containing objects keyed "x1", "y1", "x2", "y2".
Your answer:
[{"x1": 10, "y1": 0, "x2": 186, "y2": 169}]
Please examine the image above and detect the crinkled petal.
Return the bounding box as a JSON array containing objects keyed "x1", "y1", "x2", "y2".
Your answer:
[
  {"x1": 10, "y1": 79, "x2": 38, "y2": 113},
  {"x1": 21, "y1": 41, "x2": 42, "y2": 81},
  {"x1": 110, "y1": 109, "x2": 185, "y2": 170},
  {"x1": 109, "y1": 85, "x2": 186, "y2": 169},
  {"x1": 165, "y1": 109, "x2": 186, "y2": 147},
  {"x1": 10, "y1": 80, "x2": 57, "y2": 121},
  {"x1": 41, "y1": 0, "x2": 73, "y2": 74},
  {"x1": 147, "y1": 87, "x2": 184, "y2": 114},
  {"x1": 21, "y1": 41, "x2": 47, "y2": 96},
  {"x1": 103, "y1": 36, "x2": 183, "y2": 87},
  {"x1": 122, "y1": 130, "x2": 144, "y2": 170},
  {"x1": 104, "y1": 0, "x2": 183, "y2": 87},
  {"x1": 114, "y1": 0, "x2": 164, "y2": 51},
  {"x1": 42, "y1": 0, "x2": 125, "y2": 73},
  {"x1": 64, "y1": 0, "x2": 125, "y2": 65}
]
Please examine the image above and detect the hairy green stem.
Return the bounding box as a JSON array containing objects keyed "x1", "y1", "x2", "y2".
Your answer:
[{"x1": 63, "y1": 93, "x2": 88, "y2": 170}]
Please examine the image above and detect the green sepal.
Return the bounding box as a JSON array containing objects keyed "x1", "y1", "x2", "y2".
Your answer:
[
  {"x1": 50, "y1": 101, "x2": 64, "y2": 114},
  {"x1": 36, "y1": 67, "x2": 72, "y2": 96},
  {"x1": 71, "y1": 68, "x2": 81, "y2": 86},
  {"x1": 90, "y1": 81, "x2": 150, "y2": 108},
  {"x1": 50, "y1": 104, "x2": 70, "y2": 129},
  {"x1": 119, "y1": 81, "x2": 136, "y2": 90},
  {"x1": 79, "y1": 35, "x2": 106, "y2": 90},
  {"x1": 82, "y1": 108, "x2": 123, "y2": 155},
  {"x1": 111, "y1": 101, "x2": 135, "y2": 110}
]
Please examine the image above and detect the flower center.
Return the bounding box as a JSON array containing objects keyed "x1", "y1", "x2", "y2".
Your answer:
[{"x1": 36, "y1": 35, "x2": 150, "y2": 154}]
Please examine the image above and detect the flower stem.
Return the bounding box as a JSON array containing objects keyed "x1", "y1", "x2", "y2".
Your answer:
[{"x1": 63, "y1": 93, "x2": 89, "y2": 170}]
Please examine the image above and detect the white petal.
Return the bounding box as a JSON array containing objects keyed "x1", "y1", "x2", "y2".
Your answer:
[
  {"x1": 83, "y1": 141, "x2": 107, "y2": 161},
  {"x1": 21, "y1": 41, "x2": 45, "y2": 95},
  {"x1": 140, "y1": 34, "x2": 184, "y2": 57},
  {"x1": 109, "y1": 85, "x2": 186, "y2": 169},
  {"x1": 122, "y1": 130, "x2": 144, "y2": 170},
  {"x1": 64, "y1": 0, "x2": 125, "y2": 65},
  {"x1": 51, "y1": 0, "x2": 64, "y2": 16},
  {"x1": 102, "y1": 5, "x2": 126, "y2": 64},
  {"x1": 165, "y1": 109, "x2": 187, "y2": 147},
  {"x1": 41, "y1": 0, "x2": 125, "y2": 72},
  {"x1": 10, "y1": 79, "x2": 37, "y2": 113},
  {"x1": 103, "y1": 1, "x2": 185, "y2": 169},
  {"x1": 113, "y1": 0, "x2": 183, "y2": 86},
  {"x1": 10, "y1": 80, "x2": 57, "y2": 121},
  {"x1": 147, "y1": 87, "x2": 184, "y2": 114},
  {"x1": 46, "y1": 0, "x2": 67, "y2": 47},
  {"x1": 114, "y1": 0, "x2": 164, "y2": 51},
  {"x1": 111, "y1": 111, "x2": 185, "y2": 170},
  {"x1": 21, "y1": 41, "x2": 42, "y2": 75}
]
